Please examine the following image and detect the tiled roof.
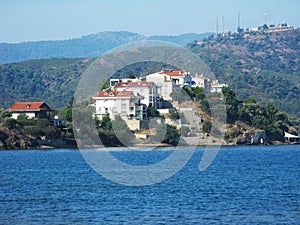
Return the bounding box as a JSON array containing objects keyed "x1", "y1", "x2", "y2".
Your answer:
[
  {"x1": 8, "y1": 102, "x2": 52, "y2": 111},
  {"x1": 94, "y1": 90, "x2": 134, "y2": 98},
  {"x1": 158, "y1": 70, "x2": 186, "y2": 76},
  {"x1": 116, "y1": 82, "x2": 154, "y2": 88}
]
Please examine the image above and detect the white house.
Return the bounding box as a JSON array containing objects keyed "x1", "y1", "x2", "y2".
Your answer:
[
  {"x1": 191, "y1": 73, "x2": 211, "y2": 91},
  {"x1": 92, "y1": 90, "x2": 147, "y2": 121},
  {"x1": 8, "y1": 102, "x2": 53, "y2": 119},
  {"x1": 145, "y1": 69, "x2": 191, "y2": 101},
  {"x1": 211, "y1": 80, "x2": 228, "y2": 93},
  {"x1": 114, "y1": 81, "x2": 161, "y2": 108}
]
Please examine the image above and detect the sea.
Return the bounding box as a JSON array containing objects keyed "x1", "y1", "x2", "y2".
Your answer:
[{"x1": 0, "y1": 145, "x2": 299, "y2": 224}]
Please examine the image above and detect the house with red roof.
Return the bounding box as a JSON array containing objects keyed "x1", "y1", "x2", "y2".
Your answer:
[
  {"x1": 114, "y1": 81, "x2": 161, "y2": 109},
  {"x1": 211, "y1": 80, "x2": 228, "y2": 93},
  {"x1": 8, "y1": 102, "x2": 53, "y2": 119},
  {"x1": 145, "y1": 69, "x2": 192, "y2": 101},
  {"x1": 92, "y1": 90, "x2": 147, "y2": 120}
]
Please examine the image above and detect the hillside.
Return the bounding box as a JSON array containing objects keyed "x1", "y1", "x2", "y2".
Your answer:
[
  {"x1": 0, "y1": 59, "x2": 171, "y2": 110},
  {"x1": 0, "y1": 31, "x2": 212, "y2": 64},
  {"x1": 0, "y1": 58, "x2": 94, "y2": 109},
  {"x1": 0, "y1": 28, "x2": 299, "y2": 118},
  {"x1": 188, "y1": 28, "x2": 300, "y2": 117}
]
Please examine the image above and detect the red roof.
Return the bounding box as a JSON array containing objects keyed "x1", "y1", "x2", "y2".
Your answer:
[
  {"x1": 94, "y1": 90, "x2": 134, "y2": 98},
  {"x1": 158, "y1": 70, "x2": 185, "y2": 76},
  {"x1": 210, "y1": 97, "x2": 223, "y2": 101},
  {"x1": 8, "y1": 102, "x2": 52, "y2": 112},
  {"x1": 116, "y1": 81, "x2": 154, "y2": 89}
]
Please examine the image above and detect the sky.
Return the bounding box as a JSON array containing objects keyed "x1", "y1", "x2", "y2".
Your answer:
[{"x1": 0, "y1": 0, "x2": 299, "y2": 43}]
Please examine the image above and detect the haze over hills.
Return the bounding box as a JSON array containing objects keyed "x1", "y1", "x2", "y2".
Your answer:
[{"x1": 0, "y1": 31, "x2": 212, "y2": 64}]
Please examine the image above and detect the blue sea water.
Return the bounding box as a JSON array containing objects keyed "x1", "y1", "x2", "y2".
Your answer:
[{"x1": 0, "y1": 145, "x2": 299, "y2": 224}]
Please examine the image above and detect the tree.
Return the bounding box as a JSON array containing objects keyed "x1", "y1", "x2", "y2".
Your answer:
[
  {"x1": 252, "y1": 115, "x2": 269, "y2": 130},
  {"x1": 202, "y1": 120, "x2": 212, "y2": 133},
  {"x1": 147, "y1": 106, "x2": 159, "y2": 118},
  {"x1": 98, "y1": 79, "x2": 110, "y2": 90},
  {"x1": 59, "y1": 107, "x2": 72, "y2": 122},
  {"x1": 111, "y1": 115, "x2": 133, "y2": 146},
  {"x1": 0, "y1": 110, "x2": 12, "y2": 123},
  {"x1": 169, "y1": 108, "x2": 179, "y2": 121},
  {"x1": 200, "y1": 99, "x2": 211, "y2": 115},
  {"x1": 193, "y1": 86, "x2": 206, "y2": 100},
  {"x1": 100, "y1": 113, "x2": 112, "y2": 133},
  {"x1": 152, "y1": 124, "x2": 179, "y2": 145},
  {"x1": 3, "y1": 118, "x2": 18, "y2": 129},
  {"x1": 264, "y1": 102, "x2": 278, "y2": 121},
  {"x1": 128, "y1": 72, "x2": 136, "y2": 79}
]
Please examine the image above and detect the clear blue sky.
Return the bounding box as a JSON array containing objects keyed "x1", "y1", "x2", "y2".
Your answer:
[{"x1": 1, "y1": 0, "x2": 299, "y2": 43}]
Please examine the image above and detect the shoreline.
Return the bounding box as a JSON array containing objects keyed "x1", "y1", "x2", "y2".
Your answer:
[{"x1": 0, "y1": 141, "x2": 297, "y2": 151}]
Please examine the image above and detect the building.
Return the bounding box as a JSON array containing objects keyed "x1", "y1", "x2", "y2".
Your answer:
[
  {"x1": 191, "y1": 73, "x2": 211, "y2": 91},
  {"x1": 158, "y1": 69, "x2": 190, "y2": 86},
  {"x1": 109, "y1": 78, "x2": 140, "y2": 87},
  {"x1": 145, "y1": 69, "x2": 191, "y2": 101},
  {"x1": 114, "y1": 81, "x2": 161, "y2": 108},
  {"x1": 210, "y1": 80, "x2": 228, "y2": 93},
  {"x1": 8, "y1": 102, "x2": 53, "y2": 119},
  {"x1": 92, "y1": 90, "x2": 147, "y2": 120}
]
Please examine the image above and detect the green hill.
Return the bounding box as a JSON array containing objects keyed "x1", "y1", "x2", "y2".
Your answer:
[
  {"x1": 0, "y1": 58, "x2": 94, "y2": 109},
  {"x1": 0, "y1": 31, "x2": 212, "y2": 64},
  {"x1": 188, "y1": 28, "x2": 300, "y2": 117},
  {"x1": 0, "y1": 58, "x2": 168, "y2": 110}
]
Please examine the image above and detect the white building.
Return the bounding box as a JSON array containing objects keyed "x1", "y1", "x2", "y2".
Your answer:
[
  {"x1": 210, "y1": 80, "x2": 228, "y2": 93},
  {"x1": 8, "y1": 102, "x2": 53, "y2": 119},
  {"x1": 145, "y1": 69, "x2": 191, "y2": 101},
  {"x1": 191, "y1": 73, "x2": 211, "y2": 91},
  {"x1": 114, "y1": 81, "x2": 161, "y2": 108},
  {"x1": 93, "y1": 90, "x2": 147, "y2": 120}
]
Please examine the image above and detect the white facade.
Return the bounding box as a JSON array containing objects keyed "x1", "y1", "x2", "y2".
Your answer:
[
  {"x1": 211, "y1": 80, "x2": 228, "y2": 93},
  {"x1": 93, "y1": 91, "x2": 138, "y2": 120},
  {"x1": 145, "y1": 69, "x2": 192, "y2": 101},
  {"x1": 93, "y1": 90, "x2": 147, "y2": 121},
  {"x1": 191, "y1": 74, "x2": 211, "y2": 91},
  {"x1": 11, "y1": 112, "x2": 36, "y2": 119},
  {"x1": 114, "y1": 82, "x2": 160, "y2": 108}
]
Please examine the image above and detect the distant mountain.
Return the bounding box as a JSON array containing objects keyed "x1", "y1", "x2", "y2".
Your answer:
[
  {"x1": 0, "y1": 31, "x2": 212, "y2": 64},
  {"x1": 188, "y1": 28, "x2": 300, "y2": 117}
]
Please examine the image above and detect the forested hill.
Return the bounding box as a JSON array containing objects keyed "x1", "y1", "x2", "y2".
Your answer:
[
  {"x1": 0, "y1": 58, "x2": 94, "y2": 110},
  {"x1": 188, "y1": 28, "x2": 300, "y2": 117},
  {"x1": 0, "y1": 31, "x2": 212, "y2": 64}
]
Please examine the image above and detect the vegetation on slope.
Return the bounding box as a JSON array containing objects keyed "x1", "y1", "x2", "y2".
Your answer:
[
  {"x1": 0, "y1": 58, "x2": 94, "y2": 109},
  {"x1": 188, "y1": 28, "x2": 300, "y2": 117}
]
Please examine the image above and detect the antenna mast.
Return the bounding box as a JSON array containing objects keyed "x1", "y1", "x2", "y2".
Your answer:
[
  {"x1": 216, "y1": 16, "x2": 219, "y2": 36},
  {"x1": 222, "y1": 16, "x2": 225, "y2": 35}
]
